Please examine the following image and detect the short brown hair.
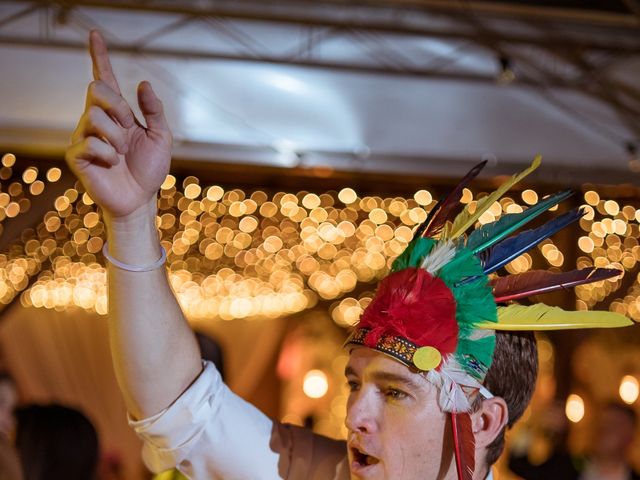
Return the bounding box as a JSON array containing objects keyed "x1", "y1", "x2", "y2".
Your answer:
[{"x1": 483, "y1": 331, "x2": 538, "y2": 466}]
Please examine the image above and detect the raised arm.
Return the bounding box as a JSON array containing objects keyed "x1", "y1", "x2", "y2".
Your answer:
[{"x1": 66, "y1": 31, "x2": 201, "y2": 419}]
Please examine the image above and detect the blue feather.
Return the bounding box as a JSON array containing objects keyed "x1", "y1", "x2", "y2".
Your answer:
[
  {"x1": 481, "y1": 208, "x2": 584, "y2": 275},
  {"x1": 466, "y1": 189, "x2": 574, "y2": 254}
]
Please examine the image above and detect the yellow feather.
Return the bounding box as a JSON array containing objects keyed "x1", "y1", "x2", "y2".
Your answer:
[
  {"x1": 477, "y1": 303, "x2": 633, "y2": 331},
  {"x1": 446, "y1": 155, "x2": 542, "y2": 239}
]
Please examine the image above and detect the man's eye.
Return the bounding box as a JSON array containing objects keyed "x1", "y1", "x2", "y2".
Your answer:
[
  {"x1": 385, "y1": 388, "x2": 407, "y2": 400},
  {"x1": 347, "y1": 380, "x2": 360, "y2": 392}
]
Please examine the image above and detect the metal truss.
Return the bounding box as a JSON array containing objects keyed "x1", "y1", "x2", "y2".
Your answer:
[{"x1": 0, "y1": 0, "x2": 639, "y2": 135}]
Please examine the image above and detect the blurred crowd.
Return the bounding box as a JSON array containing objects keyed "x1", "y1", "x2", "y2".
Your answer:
[
  {"x1": 0, "y1": 331, "x2": 225, "y2": 480},
  {"x1": 0, "y1": 356, "x2": 637, "y2": 479},
  {"x1": 508, "y1": 401, "x2": 639, "y2": 480}
]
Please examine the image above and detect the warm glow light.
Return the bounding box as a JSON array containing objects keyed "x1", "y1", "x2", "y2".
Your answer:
[
  {"x1": 565, "y1": 394, "x2": 585, "y2": 423},
  {"x1": 1, "y1": 153, "x2": 16, "y2": 167},
  {"x1": 460, "y1": 188, "x2": 473, "y2": 204},
  {"x1": 3, "y1": 157, "x2": 632, "y2": 325},
  {"x1": 604, "y1": 200, "x2": 620, "y2": 216},
  {"x1": 184, "y1": 183, "x2": 202, "y2": 200},
  {"x1": 207, "y1": 185, "x2": 224, "y2": 201},
  {"x1": 584, "y1": 191, "x2": 599, "y2": 206},
  {"x1": 29, "y1": 180, "x2": 45, "y2": 196},
  {"x1": 619, "y1": 375, "x2": 639, "y2": 404},
  {"x1": 414, "y1": 190, "x2": 432, "y2": 206},
  {"x1": 338, "y1": 188, "x2": 357, "y2": 204},
  {"x1": 22, "y1": 167, "x2": 38, "y2": 184},
  {"x1": 46, "y1": 167, "x2": 61, "y2": 182},
  {"x1": 578, "y1": 236, "x2": 594, "y2": 253},
  {"x1": 369, "y1": 208, "x2": 387, "y2": 225},
  {"x1": 521, "y1": 189, "x2": 538, "y2": 205},
  {"x1": 303, "y1": 370, "x2": 329, "y2": 399},
  {"x1": 161, "y1": 175, "x2": 176, "y2": 189}
]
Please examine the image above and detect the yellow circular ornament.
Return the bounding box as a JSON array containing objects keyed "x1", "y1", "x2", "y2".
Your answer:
[{"x1": 413, "y1": 346, "x2": 442, "y2": 371}]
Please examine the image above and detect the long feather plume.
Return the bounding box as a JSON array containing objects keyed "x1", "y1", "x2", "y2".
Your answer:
[
  {"x1": 418, "y1": 160, "x2": 488, "y2": 238},
  {"x1": 476, "y1": 303, "x2": 633, "y2": 330},
  {"x1": 492, "y1": 267, "x2": 622, "y2": 302},
  {"x1": 451, "y1": 412, "x2": 475, "y2": 480},
  {"x1": 446, "y1": 155, "x2": 542, "y2": 240},
  {"x1": 421, "y1": 241, "x2": 457, "y2": 275},
  {"x1": 466, "y1": 189, "x2": 573, "y2": 254},
  {"x1": 481, "y1": 207, "x2": 584, "y2": 275}
]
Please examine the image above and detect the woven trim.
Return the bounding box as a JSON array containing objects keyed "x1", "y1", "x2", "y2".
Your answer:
[{"x1": 345, "y1": 327, "x2": 418, "y2": 368}]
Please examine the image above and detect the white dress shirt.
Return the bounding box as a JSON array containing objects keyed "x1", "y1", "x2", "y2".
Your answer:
[{"x1": 130, "y1": 361, "x2": 494, "y2": 480}]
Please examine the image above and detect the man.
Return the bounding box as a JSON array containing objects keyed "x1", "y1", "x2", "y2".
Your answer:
[
  {"x1": 15, "y1": 404, "x2": 99, "y2": 480},
  {"x1": 66, "y1": 31, "x2": 632, "y2": 480},
  {"x1": 580, "y1": 403, "x2": 640, "y2": 480},
  {"x1": 508, "y1": 400, "x2": 581, "y2": 480}
]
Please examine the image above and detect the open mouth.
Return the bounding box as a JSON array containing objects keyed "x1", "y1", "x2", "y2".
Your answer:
[{"x1": 351, "y1": 447, "x2": 380, "y2": 468}]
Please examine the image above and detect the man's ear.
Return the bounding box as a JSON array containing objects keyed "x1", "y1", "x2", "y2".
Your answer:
[{"x1": 472, "y1": 396, "x2": 509, "y2": 448}]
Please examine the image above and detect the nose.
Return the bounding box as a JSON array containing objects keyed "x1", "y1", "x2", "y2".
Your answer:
[{"x1": 345, "y1": 389, "x2": 378, "y2": 434}]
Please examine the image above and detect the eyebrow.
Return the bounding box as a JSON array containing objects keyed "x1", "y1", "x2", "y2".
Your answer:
[{"x1": 344, "y1": 366, "x2": 424, "y2": 391}]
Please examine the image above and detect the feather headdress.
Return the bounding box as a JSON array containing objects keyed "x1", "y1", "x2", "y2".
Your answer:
[{"x1": 345, "y1": 157, "x2": 633, "y2": 480}]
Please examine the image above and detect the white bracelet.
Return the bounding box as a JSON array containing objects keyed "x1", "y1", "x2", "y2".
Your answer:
[{"x1": 102, "y1": 242, "x2": 167, "y2": 272}]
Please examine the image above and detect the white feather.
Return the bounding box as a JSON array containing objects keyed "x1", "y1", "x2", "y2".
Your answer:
[
  {"x1": 468, "y1": 328, "x2": 493, "y2": 341},
  {"x1": 426, "y1": 356, "x2": 485, "y2": 413},
  {"x1": 421, "y1": 240, "x2": 456, "y2": 275}
]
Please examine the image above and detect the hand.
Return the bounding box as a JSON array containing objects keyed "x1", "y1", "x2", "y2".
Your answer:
[{"x1": 66, "y1": 30, "x2": 172, "y2": 220}]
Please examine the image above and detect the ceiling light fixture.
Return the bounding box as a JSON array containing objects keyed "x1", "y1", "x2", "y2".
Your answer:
[
  {"x1": 626, "y1": 142, "x2": 640, "y2": 173},
  {"x1": 497, "y1": 55, "x2": 516, "y2": 85}
]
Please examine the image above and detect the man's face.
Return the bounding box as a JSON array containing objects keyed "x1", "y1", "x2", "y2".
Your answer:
[{"x1": 344, "y1": 347, "x2": 455, "y2": 480}]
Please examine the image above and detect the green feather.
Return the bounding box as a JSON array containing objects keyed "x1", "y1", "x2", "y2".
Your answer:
[
  {"x1": 456, "y1": 336, "x2": 495, "y2": 373},
  {"x1": 437, "y1": 246, "x2": 498, "y2": 378},
  {"x1": 391, "y1": 237, "x2": 436, "y2": 271},
  {"x1": 466, "y1": 189, "x2": 573, "y2": 254},
  {"x1": 438, "y1": 249, "x2": 485, "y2": 289}
]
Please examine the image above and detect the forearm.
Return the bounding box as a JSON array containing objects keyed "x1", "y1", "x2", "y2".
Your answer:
[{"x1": 106, "y1": 197, "x2": 202, "y2": 419}]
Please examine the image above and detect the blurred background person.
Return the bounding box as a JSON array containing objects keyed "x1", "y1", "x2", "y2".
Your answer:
[
  {"x1": 15, "y1": 404, "x2": 99, "y2": 480},
  {"x1": 0, "y1": 373, "x2": 18, "y2": 440},
  {"x1": 580, "y1": 403, "x2": 640, "y2": 480},
  {"x1": 508, "y1": 400, "x2": 581, "y2": 480},
  {"x1": 0, "y1": 372, "x2": 21, "y2": 480}
]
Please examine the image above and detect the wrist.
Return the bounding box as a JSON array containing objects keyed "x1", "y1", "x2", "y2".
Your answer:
[
  {"x1": 104, "y1": 197, "x2": 158, "y2": 233},
  {"x1": 104, "y1": 197, "x2": 162, "y2": 265}
]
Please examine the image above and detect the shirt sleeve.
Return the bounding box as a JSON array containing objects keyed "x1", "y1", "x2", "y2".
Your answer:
[{"x1": 129, "y1": 361, "x2": 282, "y2": 480}]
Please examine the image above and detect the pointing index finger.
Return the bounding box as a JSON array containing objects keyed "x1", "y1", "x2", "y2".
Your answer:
[{"x1": 89, "y1": 30, "x2": 122, "y2": 95}]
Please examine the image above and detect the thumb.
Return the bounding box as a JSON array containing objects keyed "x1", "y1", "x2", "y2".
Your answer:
[{"x1": 137, "y1": 81, "x2": 170, "y2": 133}]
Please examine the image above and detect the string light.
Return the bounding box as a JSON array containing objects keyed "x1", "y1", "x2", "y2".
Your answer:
[{"x1": 0, "y1": 153, "x2": 636, "y2": 324}]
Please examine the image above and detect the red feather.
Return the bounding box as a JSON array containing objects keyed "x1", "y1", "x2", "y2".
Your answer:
[
  {"x1": 420, "y1": 160, "x2": 487, "y2": 238},
  {"x1": 451, "y1": 412, "x2": 475, "y2": 480},
  {"x1": 492, "y1": 267, "x2": 621, "y2": 303},
  {"x1": 359, "y1": 268, "x2": 458, "y2": 354}
]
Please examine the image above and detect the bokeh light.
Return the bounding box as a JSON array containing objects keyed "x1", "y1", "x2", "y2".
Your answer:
[
  {"x1": 565, "y1": 393, "x2": 585, "y2": 423},
  {"x1": 303, "y1": 370, "x2": 329, "y2": 398}
]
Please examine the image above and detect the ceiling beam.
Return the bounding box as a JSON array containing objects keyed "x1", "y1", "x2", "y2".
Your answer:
[
  {"x1": 23, "y1": 0, "x2": 640, "y2": 53},
  {"x1": 0, "y1": 35, "x2": 621, "y2": 91}
]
